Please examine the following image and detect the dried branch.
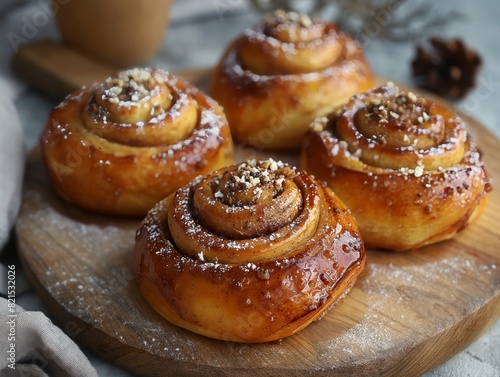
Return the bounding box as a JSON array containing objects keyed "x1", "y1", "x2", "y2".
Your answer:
[{"x1": 248, "y1": 0, "x2": 465, "y2": 43}]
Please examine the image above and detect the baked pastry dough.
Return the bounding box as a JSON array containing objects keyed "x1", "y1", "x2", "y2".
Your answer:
[
  {"x1": 210, "y1": 10, "x2": 374, "y2": 151},
  {"x1": 41, "y1": 68, "x2": 233, "y2": 216},
  {"x1": 302, "y1": 83, "x2": 491, "y2": 251},
  {"x1": 134, "y1": 159, "x2": 365, "y2": 342}
]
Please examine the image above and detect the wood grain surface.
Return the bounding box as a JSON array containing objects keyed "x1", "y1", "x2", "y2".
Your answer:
[{"x1": 16, "y1": 70, "x2": 500, "y2": 377}]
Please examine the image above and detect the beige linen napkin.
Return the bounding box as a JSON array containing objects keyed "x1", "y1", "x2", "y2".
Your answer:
[
  {"x1": 0, "y1": 298, "x2": 98, "y2": 377},
  {"x1": 0, "y1": 13, "x2": 96, "y2": 372},
  {"x1": 0, "y1": 92, "x2": 98, "y2": 376}
]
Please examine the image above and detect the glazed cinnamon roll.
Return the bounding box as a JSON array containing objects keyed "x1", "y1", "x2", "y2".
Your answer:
[
  {"x1": 210, "y1": 10, "x2": 374, "y2": 151},
  {"x1": 134, "y1": 159, "x2": 365, "y2": 342},
  {"x1": 41, "y1": 68, "x2": 233, "y2": 216},
  {"x1": 302, "y1": 83, "x2": 491, "y2": 251}
]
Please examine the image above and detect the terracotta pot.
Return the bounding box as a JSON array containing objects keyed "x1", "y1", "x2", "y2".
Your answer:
[{"x1": 53, "y1": 0, "x2": 172, "y2": 67}]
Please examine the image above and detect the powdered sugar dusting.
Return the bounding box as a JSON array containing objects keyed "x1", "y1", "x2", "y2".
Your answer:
[
  {"x1": 316, "y1": 254, "x2": 499, "y2": 365},
  {"x1": 16, "y1": 153, "x2": 500, "y2": 372}
]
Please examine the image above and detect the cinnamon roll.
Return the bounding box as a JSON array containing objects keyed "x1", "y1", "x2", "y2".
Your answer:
[
  {"x1": 133, "y1": 159, "x2": 365, "y2": 342},
  {"x1": 210, "y1": 10, "x2": 374, "y2": 151},
  {"x1": 41, "y1": 68, "x2": 233, "y2": 216},
  {"x1": 302, "y1": 83, "x2": 491, "y2": 251}
]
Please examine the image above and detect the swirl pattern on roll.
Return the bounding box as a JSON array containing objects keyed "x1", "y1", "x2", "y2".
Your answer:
[
  {"x1": 41, "y1": 68, "x2": 233, "y2": 216},
  {"x1": 302, "y1": 83, "x2": 491, "y2": 251},
  {"x1": 210, "y1": 10, "x2": 374, "y2": 150},
  {"x1": 239, "y1": 11, "x2": 343, "y2": 75},
  {"x1": 133, "y1": 159, "x2": 365, "y2": 342}
]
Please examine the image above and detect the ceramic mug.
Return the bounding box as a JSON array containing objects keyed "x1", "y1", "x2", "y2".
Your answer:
[{"x1": 53, "y1": 0, "x2": 173, "y2": 67}]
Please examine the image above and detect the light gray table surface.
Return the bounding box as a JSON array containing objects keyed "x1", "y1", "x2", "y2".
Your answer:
[{"x1": 1, "y1": 0, "x2": 499, "y2": 376}]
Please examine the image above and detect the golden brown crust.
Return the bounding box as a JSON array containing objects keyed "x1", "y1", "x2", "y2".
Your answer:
[
  {"x1": 209, "y1": 10, "x2": 374, "y2": 151},
  {"x1": 41, "y1": 68, "x2": 233, "y2": 216},
  {"x1": 301, "y1": 84, "x2": 491, "y2": 251},
  {"x1": 133, "y1": 159, "x2": 365, "y2": 342}
]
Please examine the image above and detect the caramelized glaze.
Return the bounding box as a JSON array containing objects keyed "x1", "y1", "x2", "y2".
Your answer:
[
  {"x1": 301, "y1": 84, "x2": 491, "y2": 251},
  {"x1": 41, "y1": 68, "x2": 233, "y2": 216},
  {"x1": 134, "y1": 159, "x2": 366, "y2": 342},
  {"x1": 210, "y1": 10, "x2": 374, "y2": 151}
]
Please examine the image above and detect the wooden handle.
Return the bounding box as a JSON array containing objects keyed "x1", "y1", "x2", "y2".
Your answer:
[{"x1": 11, "y1": 40, "x2": 116, "y2": 101}]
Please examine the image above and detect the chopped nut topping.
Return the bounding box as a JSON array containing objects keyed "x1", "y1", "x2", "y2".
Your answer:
[
  {"x1": 264, "y1": 9, "x2": 313, "y2": 28},
  {"x1": 414, "y1": 165, "x2": 424, "y2": 177},
  {"x1": 310, "y1": 117, "x2": 328, "y2": 132},
  {"x1": 367, "y1": 86, "x2": 431, "y2": 128},
  {"x1": 215, "y1": 159, "x2": 288, "y2": 205},
  {"x1": 101, "y1": 68, "x2": 162, "y2": 105}
]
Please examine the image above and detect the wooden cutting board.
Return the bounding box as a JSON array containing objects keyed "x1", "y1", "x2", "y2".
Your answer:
[{"x1": 16, "y1": 70, "x2": 500, "y2": 377}]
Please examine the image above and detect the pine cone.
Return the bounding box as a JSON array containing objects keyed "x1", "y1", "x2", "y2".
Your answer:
[{"x1": 411, "y1": 37, "x2": 482, "y2": 99}]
